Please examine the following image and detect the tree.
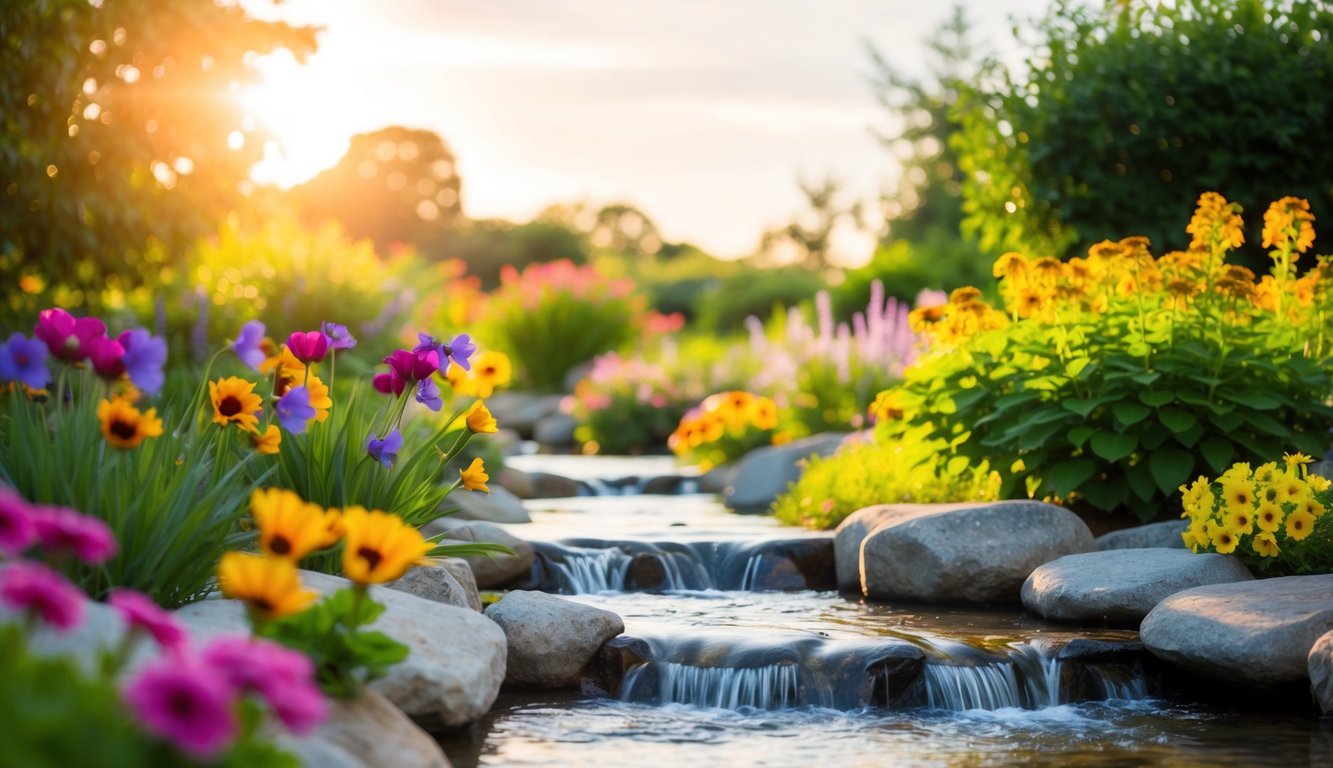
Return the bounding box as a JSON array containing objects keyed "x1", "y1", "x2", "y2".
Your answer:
[
  {"x1": 0, "y1": 0, "x2": 316, "y2": 309},
  {"x1": 437, "y1": 219, "x2": 586, "y2": 289},
  {"x1": 289, "y1": 126, "x2": 463, "y2": 249},
  {"x1": 759, "y1": 175, "x2": 862, "y2": 272},
  {"x1": 953, "y1": 0, "x2": 1333, "y2": 262}
]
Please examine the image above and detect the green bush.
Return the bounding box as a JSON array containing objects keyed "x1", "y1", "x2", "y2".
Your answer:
[
  {"x1": 831, "y1": 236, "x2": 990, "y2": 317},
  {"x1": 694, "y1": 266, "x2": 824, "y2": 335},
  {"x1": 436, "y1": 220, "x2": 587, "y2": 289}
]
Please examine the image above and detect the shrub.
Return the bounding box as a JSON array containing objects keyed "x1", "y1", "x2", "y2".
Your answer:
[
  {"x1": 668, "y1": 390, "x2": 784, "y2": 472},
  {"x1": 693, "y1": 266, "x2": 824, "y2": 335},
  {"x1": 565, "y1": 349, "x2": 710, "y2": 455},
  {"x1": 877, "y1": 193, "x2": 1333, "y2": 523}
]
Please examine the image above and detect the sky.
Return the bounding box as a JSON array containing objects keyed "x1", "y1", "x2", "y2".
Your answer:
[{"x1": 239, "y1": 0, "x2": 1052, "y2": 265}]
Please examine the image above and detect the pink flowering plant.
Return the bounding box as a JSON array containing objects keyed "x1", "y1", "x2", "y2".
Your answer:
[{"x1": 563, "y1": 348, "x2": 712, "y2": 454}]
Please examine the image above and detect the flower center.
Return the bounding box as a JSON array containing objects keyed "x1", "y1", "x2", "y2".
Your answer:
[
  {"x1": 252, "y1": 597, "x2": 274, "y2": 613},
  {"x1": 219, "y1": 396, "x2": 242, "y2": 417},
  {"x1": 270, "y1": 536, "x2": 292, "y2": 555},
  {"x1": 14, "y1": 352, "x2": 27, "y2": 365},
  {"x1": 167, "y1": 690, "x2": 198, "y2": 718},
  {"x1": 357, "y1": 546, "x2": 383, "y2": 571},
  {"x1": 110, "y1": 419, "x2": 137, "y2": 440}
]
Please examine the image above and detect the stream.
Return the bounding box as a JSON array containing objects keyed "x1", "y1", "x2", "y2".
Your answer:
[{"x1": 440, "y1": 455, "x2": 1331, "y2": 767}]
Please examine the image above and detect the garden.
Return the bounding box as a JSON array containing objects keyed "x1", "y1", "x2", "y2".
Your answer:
[{"x1": 3, "y1": 1, "x2": 1333, "y2": 766}]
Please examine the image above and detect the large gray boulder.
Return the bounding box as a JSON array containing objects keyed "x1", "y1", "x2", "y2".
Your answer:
[
  {"x1": 177, "y1": 570, "x2": 507, "y2": 728},
  {"x1": 858, "y1": 501, "x2": 1096, "y2": 603},
  {"x1": 1141, "y1": 574, "x2": 1333, "y2": 686},
  {"x1": 484, "y1": 591, "x2": 624, "y2": 688},
  {"x1": 834, "y1": 505, "x2": 913, "y2": 592},
  {"x1": 446, "y1": 485, "x2": 531, "y2": 524},
  {"x1": 436, "y1": 558, "x2": 483, "y2": 611},
  {"x1": 277, "y1": 689, "x2": 451, "y2": 768},
  {"x1": 388, "y1": 564, "x2": 479, "y2": 611},
  {"x1": 533, "y1": 412, "x2": 577, "y2": 447},
  {"x1": 485, "y1": 393, "x2": 564, "y2": 439},
  {"x1": 1310, "y1": 630, "x2": 1333, "y2": 715},
  {"x1": 1096, "y1": 520, "x2": 1188, "y2": 551},
  {"x1": 723, "y1": 432, "x2": 849, "y2": 513},
  {"x1": 1022, "y1": 549, "x2": 1253, "y2": 623},
  {"x1": 423, "y1": 519, "x2": 535, "y2": 589}
]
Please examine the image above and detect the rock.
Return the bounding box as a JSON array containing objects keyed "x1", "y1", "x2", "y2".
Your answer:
[
  {"x1": 1310, "y1": 630, "x2": 1333, "y2": 715},
  {"x1": 723, "y1": 432, "x2": 850, "y2": 513},
  {"x1": 1141, "y1": 574, "x2": 1333, "y2": 686},
  {"x1": 278, "y1": 689, "x2": 451, "y2": 768},
  {"x1": 446, "y1": 485, "x2": 531, "y2": 524},
  {"x1": 528, "y1": 472, "x2": 584, "y2": 499},
  {"x1": 484, "y1": 591, "x2": 625, "y2": 689},
  {"x1": 387, "y1": 565, "x2": 476, "y2": 611},
  {"x1": 859, "y1": 501, "x2": 1096, "y2": 603},
  {"x1": 641, "y1": 475, "x2": 687, "y2": 495},
  {"x1": 486, "y1": 393, "x2": 565, "y2": 439},
  {"x1": 736, "y1": 538, "x2": 836, "y2": 591},
  {"x1": 422, "y1": 519, "x2": 535, "y2": 589},
  {"x1": 176, "y1": 570, "x2": 507, "y2": 728},
  {"x1": 1, "y1": 598, "x2": 136, "y2": 673},
  {"x1": 1096, "y1": 520, "x2": 1188, "y2": 550},
  {"x1": 1022, "y1": 549, "x2": 1253, "y2": 623},
  {"x1": 625, "y1": 552, "x2": 669, "y2": 591},
  {"x1": 696, "y1": 465, "x2": 737, "y2": 495},
  {"x1": 834, "y1": 506, "x2": 907, "y2": 592},
  {"x1": 496, "y1": 467, "x2": 536, "y2": 500},
  {"x1": 581, "y1": 635, "x2": 653, "y2": 698},
  {"x1": 534, "y1": 413, "x2": 577, "y2": 447},
  {"x1": 436, "y1": 558, "x2": 483, "y2": 611}
]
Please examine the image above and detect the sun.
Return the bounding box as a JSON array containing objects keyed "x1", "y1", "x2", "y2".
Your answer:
[{"x1": 241, "y1": 50, "x2": 358, "y2": 188}]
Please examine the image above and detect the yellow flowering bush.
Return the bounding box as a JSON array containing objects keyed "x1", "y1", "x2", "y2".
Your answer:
[
  {"x1": 1183, "y1": 454, "x2": 1333, "y2": 575},
  {"x1": 669, "y1": 390, "x2": 785, "y2": 471}
]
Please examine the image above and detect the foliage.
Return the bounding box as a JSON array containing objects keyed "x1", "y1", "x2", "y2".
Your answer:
[
  {"x1": 481, "y1": 260, "x2": 644, "y2": 391},
  {"x1": 565, "y1": 348, "x2": 713, "y2": 455},
  {"x1": 693, "y1": 266, "x2": 825, "y2": 335},
  {"x1": 438, "y1": 219, "x2": 587, "y2": 289},
  {"x1": 831, "y1": 236, "x2": 991, "y2": 316},
  {"x1": 953, "y1": 0, "x2": 1333, "y2": 262},
  {"x1": 669, "y1": 391, "x2": 784, "y2": 472},
  {"x1": 0, "y1": 0, "x2": 316, "y2": 316},
  {"x1": 1182, "y1": 454, "x2": 1333, "y2": 575},
  {"x1": 877, "y1": 193, "x2": 1333, "y2": 524},
  {"x1": 772, "y1": 430, "x2": 1000, "y2": 530}
]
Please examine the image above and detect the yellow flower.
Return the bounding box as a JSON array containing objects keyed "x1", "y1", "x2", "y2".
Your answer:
[
  {"x1": 1261, "y1": 196, "x2": 1315, "y2": 254},
  {"x1": 1210, "y1": 526, "x2": 1240, "y2": 554},
  {"x1": 1298, "y1": 498, "x2": 1326, "y2": 519},
  {"x1": 1283, "y1": 452, "x2": 1315, "y2": 471},
  {"x1": 1309, "y1": 474, "x2": 1331, "y2": 494},
  {"x1": 218, "y1": 552, "x2": 316, "y2": 620},
  {"x1": 210, "y1": 376, "x2": 263, "y2": 433},
  {"x1": 1251, "y1": 532, "x2": 1280, "y2": 558},
  {"x1": 318, "y1": 508, "x2": 345, "y2": 549},
  {"x1": 260, "y1": 345, "x2": 306, "y2": 378},
  {"x1": 1219, "y1": 477, "x2": 1255, "y2": 512},
  {"x1": 251, "y1": 487, "x2": 332, "y2": 561},
  {"x1": 98, "y1": 396, "x2": 164, "y2": 449},
  {"x1": 1223, "y1": 507, "x2": 1254, "y2": 536},
  {"x1": 1219, "y1": 463, "x2": 1252, "y2": 483},
  {"x1": 460, "y1": 457, "x2": 490, "y2": 493},
  {"x1": 305, "y1": 374, "x2": 333, "y2": 423},
  {"x1": 340, "y1": 506, "x2": 432, "y2": 584},
  {"x1": 1284, "y1": 508, "x2": 1316, "y2": 541},
  {"x1": 1275, "y1": 472, "x2": 1312, "y2": 505},
  {"x1": 1253, "y1": 462, "x2": 1281, "y2": 484},
  {"x1": 465, "y1": 401, "x2": 499, "y2": 434},
  {"x1": 470, "y1": 350, "x2": 512, "y2": 397},
  {"x1": 1181, "y1": 522, "x2": 1207, "y2": 552},
  {"x1": 752, "y1": 396, "x2": 779, "y2": 431},
  {"x1": 252, "y1": 424, "x2": 282, "y2": 455},
  {"x1": 992, "y1": 252, "x2": 1028, "y2": 280},
  {"x1": 1255, "y1": 500, "x2": 1284, "y2": 533}
]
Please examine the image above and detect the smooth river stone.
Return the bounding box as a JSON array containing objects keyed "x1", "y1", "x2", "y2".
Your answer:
[
  {"x1": 277, "y1": 689, "x2": 452, "y2": 768},
  {"x1": 1309, "y1": 630, "x2": 1333, "y2": 715},
  {"x1": 1141, "y1": 574, "x2": 1333, "y2": 686},
  {"x1": 722, "y1": 432, "x2": 849, "y2": 514},
  {"x1": 1021, "y1": 548, "x2": 1253, "y2": 623},
  {"x1": 1095, "y1": 520, "x2": 1188, "y2": 551},
  {"x1": 485, "y1": 590, "x2": 625, "y2": 689}
]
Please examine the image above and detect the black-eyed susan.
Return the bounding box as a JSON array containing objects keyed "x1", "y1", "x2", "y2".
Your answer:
[
  {"x1": 471, "y1": 350, "x2": 512, "y2": 397},
  {"x1": 1251, "y1": 531, "x2": 1280, "y2": 558},
  {"x1": 1222, "y1": 507, "x2": 1254, "y2": 536},
  {"x1": 209, "y1": 377, "x2": 263, "y2": 433},
  {"x1": 1209, "y1": 526, "x2": 1239, "y2": 555},
  {"x1": 218, "y1": 551, "x2": 316, "y2": 620},
  {"x1": 1298, "y1": 498, "x2": 1326, "y2": 519},
  {"x1": 1284, "y1": 508, "x2": 1316, "y2": 541},
  {"x1": 460, "y1": 457, "x2": 489, "y2": 493},
  {"x1": 250, "y1": 487, "x2": 331, "y2": 561},
  {"x1": 98, "y1": 396, "x2": 163, "y2": 449},
  {"x1": 1219, "y1": 477, "x2": 1255, "y2": 512},
  {"x1": 1255, "y1": 501, "x2": 1283, "y2": 533},
  {"x1": 340, "y1": 506, "x2": 432, "y2": 584},
  {"x1": 751, "y1": 396, "x2": 779, "y2": 431},
  {"x1": 465, "y1": 400, "x2": 499, "y2": 434},
  {"x1": 252, "y1": 424, "x2": 281, "y2": 455},
  {"x1": 1275, "y1": 472, "x2": 1312, "y2": 505}
]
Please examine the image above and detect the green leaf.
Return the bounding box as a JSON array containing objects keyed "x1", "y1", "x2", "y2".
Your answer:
[
  {"x1": 1130, "y1": 371, "x2": 1161, "y2": 385},
  {"x1": 1112, "y1": 401, "x2": 1151, "y2": 427},
  {"x1": 1149, "y1": 447, "x2": 1195, "y2": 496},
  {"x1": 1090, "y1": 431, "x2": 1137, "y2": 462},
  {"x1": 1125, "y1": 462, "x2": 1157, "y2": 503},
  {"x1": 1199, "y1": 437, "x2": 1234, "y2": 474},
  {"x1": 1157, "y1": 407, "x2": 1198, "y2": 433},
  {"x1": 1138, "y1": 390, "x2": 1175, "y2": 407},
  {"x1": 1067, "y1": 426, "x2": 1097, "y2": 449},
  {"x1": 1079, "y1": 481, "x2": 1127, "y2": 513},
  {"x1": 1044, "y1": 459, "x2": 1096, "y2": 496}
]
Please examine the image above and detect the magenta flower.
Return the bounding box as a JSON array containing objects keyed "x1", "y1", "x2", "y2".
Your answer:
[
  {"x1": 372, "y1": 371, "x2": 407, "y2": 396},
  {"x1": 88, "y1": 335, "x2": 126, "y2": 380},
  {"x1": 33, "y1": 308, "x2": 106, "y2": 362},
  {"x1": 125, "y1": 659, "x2": 238, "y2": 759},
  {"x1": 415, "y1": 378, "x2": 443, "y2": 412},
  {"x1": 366, "y1": 429, "x2": 403, "y2": 468},
  {"x1": 0, "y1": 489, "x2": 37, "y2": 555},
  {"x1": 118, "y1": 329, "x2": 168, "y2": 395},
  {"x1": 320, "y1": 321, "x2": 357, "y2": 351},
  {"x1": 0, "y1": 333, "x2": 51, "y2": 390},
  {"x1": 275, "y1": 386, "x2": 316, "y2": 435},
  {"x1": 31, "y1": 506, "x2": 118, "y2": 565},
  {"x1": 109, "y1": 588, "x2": 187, "y2": 654},
  {"x1": 230, "y1": 321, "x2": 267, "y2": 370},
  {"x1": 201, "y1": 635, "x2": 327, "y2": 735},
  {"x1": 384, "y1": 348, "x2": 436, "y2": 382},
  {"x1": 0, "y1": 561, "x2": 84, "y2": 632},
  {"x1": 286, "y1": 331, "x2": 330, "y2": 364}
]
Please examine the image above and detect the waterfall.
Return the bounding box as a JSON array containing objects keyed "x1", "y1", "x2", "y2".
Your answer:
[
  {"x1": 626, "y1": 662, "x2": 801, "y2": 710},
  {"x1": 548, "y1": 548, "x2": 634, "y2": 593},
  {"x1": 923, "y1": 663, "x2": 1029, "y2": 710}
]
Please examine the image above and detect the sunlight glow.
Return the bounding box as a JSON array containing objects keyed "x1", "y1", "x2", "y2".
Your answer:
[{"x1": 243, "y1": 50, "x2": 359, "y2": 187}]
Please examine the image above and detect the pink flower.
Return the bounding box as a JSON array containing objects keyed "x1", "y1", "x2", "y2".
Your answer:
[
  {"x1": 286, "y1": 331, "x2": 330, "y2": 364},
  {"x1": 201, "y1": 635, "x2": 327, "y2": 735},
  {"x1": 125, "y1": 658, "x2": 238, "y2": 759},
  {"x1": 109, "y1": 588, "x2": 187, "y2": 654},
  {"x1": 88, "y1": 335, "x2": 126, "y2": 380},
  {"x1": 0, "y1": 488, "x2": 37, "y2": 555},
  {"x1": 383, "y1": 348, "x2": 436, "y2": 382},
  {"x1": 31, "y1": 506, "x2": 118, "y2": 565},
  {"x1": 33, "y1": 308, "x2": 107, "y2": 363},
  {"x1": 372, "y1": 371, "x2": 407, "y2": 396},
  {"x1": 0, "y1": 560, "x2": 84, "y2": 632}
]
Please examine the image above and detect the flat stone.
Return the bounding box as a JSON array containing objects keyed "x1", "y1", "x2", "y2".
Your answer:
[
  {"x1": 423, "y1": 519, "x2": 535, "y2": 589},
  {"x1": 446, "y1": 485, "x2": 531, "y2": 524},
  {"x1": 387, "y1": 565, "x2": 476, "y2": 611},
  {"x1": 495, "y1": 467, "x2": 536, "y2": 499},
  {"x1": 1141, "y1": 574, "x2": 1333, "y2": 686},
  {"x1": 534, "y1": 413, "x2": 577, "y2": 447},
  {"x1": 1022, "y1": 549, "x2": 1253, "y2": 623},
  {"x1": 484, "y1": 591, "x2": 624, "y2": 688},
  {"x1": 859, "y1": 501, "x2": 1096, "y2": 603},
  {"x1": 278, "y1": 689, "x2": 451, "y2": 768},
  {"x1": 1310, "y1": 630, "x2": 1333, "y2": 715},
  {"x1": 723, "y1": 433, "x2": 849, "y2": 513},
  {"x1": 528, "y1": 472, "x2": 584, "y2": 499},
  {"x1": 1096, "y1": 520, "x2": 1188, "y2": 551}
]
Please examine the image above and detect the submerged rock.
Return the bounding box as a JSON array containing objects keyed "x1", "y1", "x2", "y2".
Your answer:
[
  {"x1": 1022, "y1": 549, "x2": 1253, "y2": 624},
  {"x1": 857, "y1": 501, "x2": 1096, "y2": 603},
  {"x1": 424, "y1": 519, "x2": 535, "y2": 589},
  {"x1": 277, "y1": 689, "x2": 451, "y2": 768},
  {"x1": 1141, "y1": 574, "x2": 1333, "y2": 686},
  {"x1": 723, "y1": 432, "x2": 849, "y2": 514},
  {"x1": 1310, "y1": 630, "x2": 1333, "y2": 716},
  {"x1": 1095, "y1": 520, "x2": 1188, "y2": 551},
  {"x1": 581, "y1": 635, "x2": 653, "y2": 698},
  {"x1": 485, "y1": 590, "x2": 625, "y2": 689}
]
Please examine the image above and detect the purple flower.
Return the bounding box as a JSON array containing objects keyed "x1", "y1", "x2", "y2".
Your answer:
[
  {"x1": 0, "y1": 489, "x2": 37, "y2": 555},
  {"x1": 384, "y1": 348, "x2": 436, "y2": 382},
  {"x1": 31, "y1": 506, "x2": 118, "y2": 565},
  {"x1": 88, "y1": 335, "x2": 126, "y2": 380},
  {"x1": 0, "y1": 333, "x2": 51, "y2": 390},
  {"x1": 200, "y1": 635, "x2": 327, "y2": 735},
  {"x1": 320, "y1": 321, "x2": 357, "y2": 351},
  {"x1": 415, "y1": 378, "x2": 443, "y2": 412},
  {"x1": 415, "y1": 332, "x2": 475, "y2": 374},
  {"x1": 124, "y1": 659, "x2": 238, "y2": 759},
  {"x1": 287, "y1": 331, "x2": 329, "y2": 364},
  {"x1": 0, "y1": 560, "x2": 84, "y2": 632},
  {"x1": 230, "y1": 321, "x2": 267, "y2": 370},
  {"x1": 275, "y1": 386, "x2": 316, "y2": 435},
  {"x1": 33, "y1": 308, "x2": 106, "y2": 363},
  {"x1": 373, "y1": 371, "x2": 407, "y2": 396},
  {"x1": 109, "y1": 588, "x2": 187, "y2": 655},
  {"x1": 119, "y1": 329, "x2": 167, "y2": 395},
  {"x1": 366, "y1": 430, "x2": 403, "y2": 468}
]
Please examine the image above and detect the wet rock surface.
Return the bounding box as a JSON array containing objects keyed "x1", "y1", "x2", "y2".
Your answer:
[{"x1": 485, "y1": 590, "x2": 625, "y2": 689}]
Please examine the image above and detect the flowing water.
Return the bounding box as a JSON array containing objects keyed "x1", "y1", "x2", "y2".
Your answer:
[{"x1": 442, "y1": 456, "x2": 1329, "y2": 767}]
